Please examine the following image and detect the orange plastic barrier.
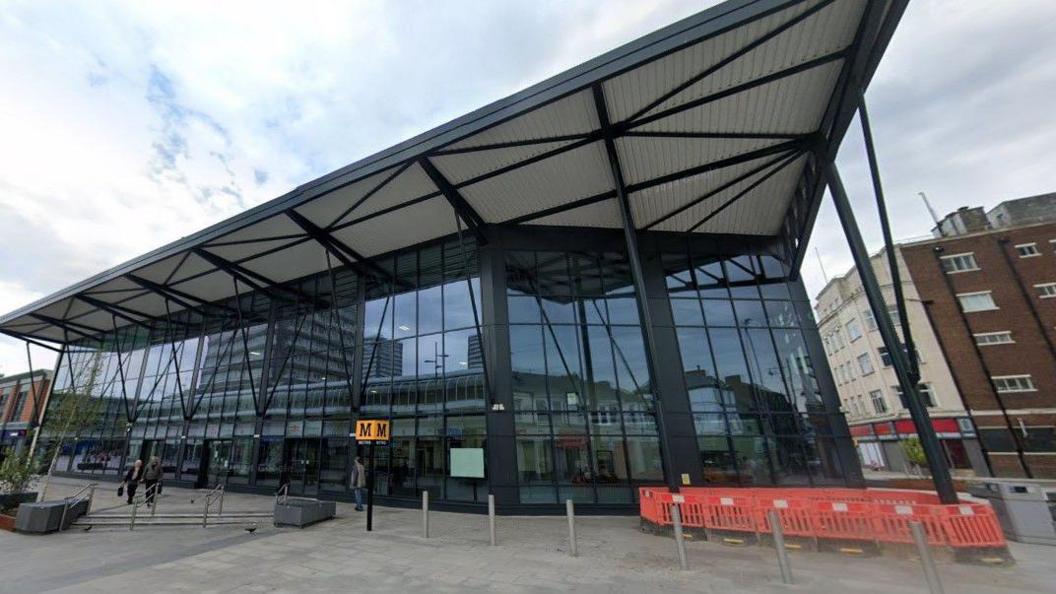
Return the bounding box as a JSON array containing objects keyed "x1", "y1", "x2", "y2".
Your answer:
[
  {"x1": 638, "y1": 486, "x2": 1007, "y2": 551},
  {"x1": 812, "y1": 500, "x2": 874, "y2": 541},
  {"x1": 871, "y1": 503, "x2": 945, "y2": 545},
  {"x1": 937, "y1": 504, "x2": 1006, "y2": 548},
  {"x1": 754, "y1": 495, "x2": 813, "y2": 537}
]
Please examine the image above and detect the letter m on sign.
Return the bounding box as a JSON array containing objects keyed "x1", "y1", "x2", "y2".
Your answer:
[
  {"x1": 356, "y1": 420, "x2": 373, "y2": 440},
  {"x1": 376, "y1": 422, "x2": 388, "y2": 440}
]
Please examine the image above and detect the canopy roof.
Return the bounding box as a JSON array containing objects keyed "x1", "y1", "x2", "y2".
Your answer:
[{"x1": 0, "y1": 0, "x2": 906, "y2": 344}]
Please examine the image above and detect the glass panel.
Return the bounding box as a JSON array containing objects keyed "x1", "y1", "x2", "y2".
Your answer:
[
  {"x1": 517, "y1": 436, "x2": 556, "y2": 503},
  {"x1": 508, "y1": 295, "x2": 541, "y2": 324},
  {"x1": 671, "y1": 299, "x2": 704, "y2": 326},
  {"x1": 626, "y1": 436, "x2": 663, "y2": 482},
  {"x1": 418, "y1": 285, "x2": 443, "y2": 336},
  {"x1": 510, "y1": 325, "x2": 547, "y2": 410}
]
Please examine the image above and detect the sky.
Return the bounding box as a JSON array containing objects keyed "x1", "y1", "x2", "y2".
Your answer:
[{"x1": 0, "y1": 0, "x2": 1054, "y2": 376}]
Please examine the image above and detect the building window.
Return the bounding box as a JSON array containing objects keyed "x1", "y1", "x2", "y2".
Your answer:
[
  {"x1": 877, "y1": 344, "x2": 917, "y2": 367},
  {"x1": 857, "y1": 353, "x2": 874, "y2": 376},
  {"x1": 886, "y1": 304, "x2": 902, "y2": 327},
  {"x1": 862, "y1": 309, "x2": 877, "y2": 331},
  {"x1": 991, "y1": 375, "x2": 1036, "y2": 393},
  {"x1": 1035, "y1": 283, "x2": 1056, "y2": 299},
  {"x1": 1015, "y1": 243, "x2": 1040, "y2": 258},
  {"x1": 846, "y1": 319, "x2": 862, "y2": 342},
  {"x1": 893, "y1": 383, "x2": 936, "y2": 407},
  {"x1": 10, "y1": 391, "x2": 28, "y2": 420},
  {"x1": 869, "y1": 390, "x2": 887, "y2": 414},
  {"x1": 974, "y1": 331, "x2": 1014, "y2": 346},
  {"x1": 957, "y1": 291, "x2": 998, "y2": 313},
  {"x1": 939, "y1": 253, "x2": 979, "y2": 273}
]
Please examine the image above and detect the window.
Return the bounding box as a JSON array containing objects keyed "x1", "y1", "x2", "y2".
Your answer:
[
  {"x1": 857, "y1": 353, "x2": 874, "y2": 376},
  {"x1": 1015, "y1": 243, "x2": 1040, "y2": 258},
  {"x1": 869, "y1": 390, "x2": 887, "y2": 414},
  {"x1": 878, "y1": 344, "x2": 917, "y2": 367},
  {"x1": 974, "y1": 331, "x2": 1014, "y2": 346},
  {"x1": 886, "y1": 304, "x2": 901, "y2": 327},
  {"x1": 846, "y1": 319, "x2": 862, "y2": 342},
  {"x1": 1035, "y1": 283, "x2": 1056, "y2": 299},
  {"x1": 991, "y1": 375, "x2": 1036, "y2": 393},
  {"x1": 10, "y1": 391, "x2": 28, "y2": 420},
  {"x1": 862, "y1": 309, "x2": 877, "y2": 331},
  {"x1": 940, "y1": 253, "x2": 979, "y2": 273},
  {"x1": 957, "y1": 291, "x2": 998, "y2": 313},
  {"x1": 893, "y1": 383, "x2": 936, "y2": 407}
]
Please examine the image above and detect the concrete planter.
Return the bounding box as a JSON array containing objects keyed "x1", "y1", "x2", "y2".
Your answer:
[
  {"x1": 14, "y1": 499, "x2": 90, "y2": 533},
  {"x1": 273, "y1": 497, "x2": 336, "y2": 528},
  {"x1": 0, "y1": 492, "x2": 39, "y2": 532}
]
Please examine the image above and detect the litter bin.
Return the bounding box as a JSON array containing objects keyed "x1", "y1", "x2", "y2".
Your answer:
[{"x1": 968, "y1": 481, "x2": 1056, "y2": 546}]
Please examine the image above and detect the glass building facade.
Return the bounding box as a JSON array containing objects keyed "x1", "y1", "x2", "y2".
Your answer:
[{"x1": 41, "y1": 227, "x2": 859, "y2": 512}]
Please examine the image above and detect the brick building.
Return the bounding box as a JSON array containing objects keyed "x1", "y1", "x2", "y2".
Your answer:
[
  {"x1": 0, "y1": 369, "x2": 53, "y2": 460},
  {"x1": 900, "y1": 193, "x2": 1056, "y2": 478},
  {"x1": 815, "y1": 249, "x2": 984, "y2": 476}
]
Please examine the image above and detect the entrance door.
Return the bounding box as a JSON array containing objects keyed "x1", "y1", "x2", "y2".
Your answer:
[
  {"x1": 283, "y1": 439, "x2": 320, "y2": 496},
  {"x1": 199, "y1": 440, "x2": 232, "y2": 489}
]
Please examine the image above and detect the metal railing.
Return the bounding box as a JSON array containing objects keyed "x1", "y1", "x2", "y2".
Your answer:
[
  {"x1": 276, "y1": 483, "x2": 289, "y2": 505},
  {"x1": 202, "y1": 484, "x2": 225, "y2": 527},
  {"x1": 60, "y1": 482, "x2": 97, "y2": 530}
]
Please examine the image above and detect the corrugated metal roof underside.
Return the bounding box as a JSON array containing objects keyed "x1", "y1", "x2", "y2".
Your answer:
[{"x1": 0, "y1": 0, "x2": 896, "y2": 341}]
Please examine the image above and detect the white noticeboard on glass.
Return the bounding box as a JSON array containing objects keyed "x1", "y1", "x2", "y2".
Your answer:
[{"x1": 449, "y1": 448, "x2": 485, "y2": 478}]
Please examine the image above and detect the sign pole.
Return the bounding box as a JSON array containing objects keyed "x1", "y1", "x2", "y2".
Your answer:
[{"x1": 366, "y1": 440, "x2": 375, "y2": 532}]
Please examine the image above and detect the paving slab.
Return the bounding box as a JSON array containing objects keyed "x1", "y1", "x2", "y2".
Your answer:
[{"x1": 1, "y1": 477, "x2": 1050, "y2": 593}]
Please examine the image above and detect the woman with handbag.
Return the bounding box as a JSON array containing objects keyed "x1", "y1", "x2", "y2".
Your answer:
[{"x1": 121, "y1": 459, "x2": 144, "y2": 504}]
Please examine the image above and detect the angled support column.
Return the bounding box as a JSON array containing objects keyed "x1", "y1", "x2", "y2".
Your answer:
[
  {"x1": 419, "y1": 157, "x2": 488, "y2": 245},
  {"x1": 858, "y1": 92, "x2": 918, "y2": 380},
  {"x1": 593, "y1": 83, "x2": 679, "y2": 493},
  {"x1": 822, "y1": 158, "x2": 957, "y2": 503}
]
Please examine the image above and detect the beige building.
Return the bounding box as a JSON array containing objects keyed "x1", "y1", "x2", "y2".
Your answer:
[{"x1": 814, "y1": 247, "x2": 987, "y2": 476}]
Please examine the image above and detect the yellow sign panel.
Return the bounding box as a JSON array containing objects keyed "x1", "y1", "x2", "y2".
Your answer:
[{"x1": 355, "y1": 419, "x2": 390, "y2": 442}]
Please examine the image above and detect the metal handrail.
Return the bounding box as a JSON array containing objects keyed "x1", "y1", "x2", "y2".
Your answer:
[
  {"x1": 60, "y1": 482, "x2": 97, "y2": 530},
  {"x1": 276, "y1": 483, "x2": 289, "y2": 505},
  {"x1": 129, "y1": 495, "x2": 145, "y2": 530},
  {"x1": 202, "y1": 484, "x2": 225, "y2": 527}
]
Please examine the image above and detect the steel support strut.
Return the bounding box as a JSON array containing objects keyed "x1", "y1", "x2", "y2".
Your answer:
[
  {"x1": 822, "y1": 158, "x2": 957, "y2": 504},
  {"x1": 858, "y1": 92, "x2": 918, "y2": 380},
  {"x1": 593, "y1": 84, "x2": 678, "y2": 493}
]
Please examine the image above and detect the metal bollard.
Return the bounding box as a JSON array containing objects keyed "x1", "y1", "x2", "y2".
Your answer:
[
  {"x1": 768, "y1": 510, "x2": 793, "y2": 584},
  {"x1": 422, "y1": 490, "x2": 430, "y2": 539},
  {"x1": 670, "y1": 503, "x2": 689, "y2": 570},
  {"x1": 488, "y1": 494, "x2": 497, "y2": 546},
  {"x1": 910, "y1": 521, "x2": 945, "y2": 594},
  {"x1": 202, "y1": 499, "x2": 209, "y2": 528},
  {"x1": 566, "y1": 499, "x2": 578, "y2": 557}
]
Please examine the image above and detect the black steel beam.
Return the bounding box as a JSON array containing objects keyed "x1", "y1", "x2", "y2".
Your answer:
[
  {"x1": 193, "y1": 248, "x2": 328, "y2": 309},
  {"x1": 622, "y1": 131, "x2": 807, "y2": 141},
  {"x1": 858, "y1": 92, "x2": 918, "y2": 380},
  {"x1": 126, "y1": 274, "x2": 215, "y2": 319},
  {"x1": 326, "y1": 160, "x2": 414, "y2": 230},
  {"x1": 626, "y1": 138, "x2": 806, "y2": 194},
  {"x1": 625, "y1": 0, "x2": 836, "y2": 123},
  {"x1": 686, "y1": 151, "x2": 802, "y2": 232},
  {"x1": 822, "y1": 158, "x2": 957, "y2": 504},
  {"x1": 0, "y1": 329, "x2": 62, "y2": 352},
  {"x1": 75, "y1": 294, "x2": 152, "y2": 330},
  {"x1": 29, "y1": 313, "x2": 104, "y2": 340},
  {"x1": 419, "y1": 157, "x2": 488, "y2": 244},
  {"x1": 431, "y1": 133, "x2": 596, "y2": 156},
  {"x1": 624, "y1": 49, "x2": 848, "y2": 131},
  {"x1": 285, "y1": 209, "x2": 407, "y2": 289},
  {"x1": 592, "y1": 83, "x2": 679, "y2": 493},
  {"x1": 643, "y1": 151, "x2": 794, "y2": 230}
]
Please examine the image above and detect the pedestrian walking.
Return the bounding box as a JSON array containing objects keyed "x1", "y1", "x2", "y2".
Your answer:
[
  {"x1": 142, "y1": 456, "x2": 163, "y2": 506},
  {"x1": 122, "y1": 459, "x2": 144, "y2": 504},
  {"x1": 351, "y1": 455, "x2": 366, "y2": 511}
]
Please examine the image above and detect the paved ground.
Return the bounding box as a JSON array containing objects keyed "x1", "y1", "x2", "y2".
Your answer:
[{"x1": 0, "y1": 478, "x2": 1051, "y2": 593}]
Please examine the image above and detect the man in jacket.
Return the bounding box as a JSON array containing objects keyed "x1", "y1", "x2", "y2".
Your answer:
[
  {"x1": 142, "y1": 456, "x2": 163, "y2": 506},
  {"x1": 122, "y1": 459, "x2": 143, "y2": 505},
  {"x1": 351, "y1": 455, "x2": 366, "y2": 511}
]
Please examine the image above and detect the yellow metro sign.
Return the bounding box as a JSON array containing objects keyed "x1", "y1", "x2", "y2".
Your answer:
[{"x1": 355, "y1": 419, "x2": 390, "y2": 442}]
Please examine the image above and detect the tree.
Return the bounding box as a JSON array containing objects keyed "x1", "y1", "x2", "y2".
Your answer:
[
  {"x1": 0, "y1": 450, "x2": 35, "y2": 512},
  {"x1": 36, "y1": 356, "x2": 103, "y2": 501},
  {"x1": 901, "y1": 437, "x2": 928, "y2": 475}
]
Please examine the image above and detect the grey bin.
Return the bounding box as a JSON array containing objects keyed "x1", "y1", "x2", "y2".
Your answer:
[
  {"x1": 273, "y1": 498, "x2": 336, "y2": 528},
  {"x1": 968, "y1": 480, "x2": 1056, "y2": 546}
]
